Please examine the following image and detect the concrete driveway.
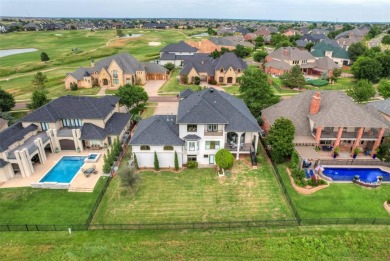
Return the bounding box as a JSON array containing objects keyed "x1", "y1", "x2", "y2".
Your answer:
[
  {"x1": 143, "y1": 80, "x2": 166, "y2": 97},
  {"x1": 154, "y1": 102, "x2": 179, "y2": 115}
]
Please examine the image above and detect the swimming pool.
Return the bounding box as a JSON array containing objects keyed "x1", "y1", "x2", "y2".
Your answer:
[
  {"x1": 40, "y1": 156, "x2": 86, "y2": 183},
  {"x1": 323, "y1": 167, "x2": 390, "y2": 183}
]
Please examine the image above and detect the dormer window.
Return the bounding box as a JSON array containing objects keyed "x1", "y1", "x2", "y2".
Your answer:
[
  {"x1": 220, "y1": 68, "x2": 224, "y2": 73},
  {"x1": 237, "y1": 68, "x2": 241, "y2": 73}
]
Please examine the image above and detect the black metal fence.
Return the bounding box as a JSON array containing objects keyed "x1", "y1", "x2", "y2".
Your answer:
[
  {"x1": 1, "y1": 218, "x2": 390, "y2": 232},
  {"x1": 320, "y1": 159, "x2": 390, "y2": 167},
  {"x1": 85, "y1": 176, "x2": 112, "y2": 225}
]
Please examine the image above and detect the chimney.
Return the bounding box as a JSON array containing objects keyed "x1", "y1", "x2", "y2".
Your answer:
[
  {"x1": 283, "y1": 49, "x2": 289, "y2": 56},
  {"x1": 90, "y1": 59, "x2": 95, "y2": 67},
  {"x1": 310, "y1": 92, "x2": 321, "y2": 115}
]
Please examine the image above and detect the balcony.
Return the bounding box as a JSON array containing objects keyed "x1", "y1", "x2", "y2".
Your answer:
[
  {"x1": 204, "y1": 131, "x2": 223, "y2": 136},
  {"x1": 225, "y1": 143, "x2": 252, "y2": 153},
  {"x1": 316, "y1": 129, "x2": 379, "y2": 140},
  {"x1": 57, "y1": 127, "x2": 80, "y2": 138}
]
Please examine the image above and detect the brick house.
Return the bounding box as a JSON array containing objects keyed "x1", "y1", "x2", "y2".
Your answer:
[{"x1": 261, "y1": 91, "x2": 389, "y2": 158}]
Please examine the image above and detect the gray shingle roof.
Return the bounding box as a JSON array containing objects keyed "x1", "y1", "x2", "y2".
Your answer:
[
  {"x1": 160, "y1": 41, "x2": 198, "y2": 53},
  {"x1": 0, "y1": 123, "x2": 38, "y2": 152},
  {"x1": 21, "y1": 96, "x2": 120, "y2": 123},
  {"x1": 367, "y1": 99, "x2": 390, "y2": 117},
  {"x1": 183, "y1": 134, "x2": 201, "y2": 140},
  {"x1": 314, "y1": 57, "x2": 339, "y2": 71},
  {"x1": 80, "y1": 123, "x2": 107, "y2": 140},
  {"x1": 268, "y1": 47, "x2": 315, "y2": 61},
  {"x1": 177, "y1": 88, "x2": 261, "y2": 132},
  {"x1": 144, "y1": 63, "x2": 167, "y2": 74},
  {"x1": 209, "y1": 37, "x2": 235, "y2": 46},
  {"x1": 105, "y1": 112, "x2": 131, "y2": 135},
  {"x1": 179, "y1": 89, "x2": 194, "y2": 99},
  {"x1": 0, "y1": 158, "x2": 9, "y2": 168},
  {"x1": 130, "y1": 115, "x2": 184, "y2": 146},
  {"x1": 265, "y1": 60, "x2": 292, "y2": 70},
  {"x1": 0, "y1": 118, "x2": 8, "y2": 130},
  {"x1": 262, "y1": 91, "x2": 388, "y2": 137}
]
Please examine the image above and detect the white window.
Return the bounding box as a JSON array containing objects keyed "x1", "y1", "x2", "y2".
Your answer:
[
  {"x1": 40, "y1": 122, "x2": 49, "y2": 131},
  {"x1": 206, "y1": 141, "x2": 220, "y2": 150},
  {"x1": 113, "y1": 79, "x2": 119, "y2": 84},
  {"x1": 62, "y1": 119, "x2": 82, "y2": 127},
  {"x1": 125, "y1": 78, "x2": 131, "y2": 84},
  {"x1": 187, "y1": 125, "x2": 197, "y2": 132},
  {"x1": 207, "y1": 124, "x2": 218, "y2": 132},
  {"x1": 189, "y1": 141, "x2": 196, "y2": 151}
]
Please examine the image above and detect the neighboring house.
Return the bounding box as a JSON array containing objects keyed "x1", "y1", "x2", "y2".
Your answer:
[
  {"x1": 180, "y1": 52, "x2": 247, "y2": 84},
  {"x1": 0, "y1": 95, "x2": 131, "y2": 181},
  {"x1": 143, "y1": 23, "x2": 170, "y2": 29},
  {"x1": 262, "y1": 91, "x2": 388, "y2": 158},
  {"x1": 185, "y1": 39, "x2": 224, "y2": 54},
  {"x1": 65, "y1": 53, "x2": 168, "y2": 89},
  {"x1": 335, "y1": 28, "x2": 368, "y2": 50},
  {"x1": 0, "y1": 118, "x2": 8, "y2": 132},
  {"x1": 159, "y1": 41, "x2": 199, "y2": 66},
  {"x1": 244, "y1": 33, "x2": 257, "y2": 41},
  {"x1": 130, "y1": 88, "x2": 261, "y2": 168},
  {"x1": 311, "y1": 41, "x2": 351, "y2": 66},
  {"x1": 23, "y1": 22, "x2": 40, "y2": 31},
  {"x1": 0, "y1": 24, "x2": 7, "y2": 33},
  {"x1": 283, "y1": 29, "x2": 299, "y2": 36},
  {"x1": 265, "y1": 47, "x2": 338, "y2": 78},
  {"x1": 367, "y1": 99, "x2": 390, "y2": 123},
  {"x1": 210, "y1": 36, "x2": 254, "y2": 48}
]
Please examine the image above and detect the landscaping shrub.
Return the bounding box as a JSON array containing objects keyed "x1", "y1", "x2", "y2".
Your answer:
[
  {"x1": 194, "y1": 76, "x2": 201, "y2": 85},
  {"x1": 133, "y1": 153, "x2": 139, "y2": 170},
  {"x1": 290, "y1": 150, "x2": 300, "y2": 169},
  {"x1": 208, "y1": 79, "x2": 217, "y2": 85},
  {"x1": 306, "y1": 79, "x2": 329, "y2": 86},
  {"x1": 154, "y1": 151, "x2": 160, "y2": 170},
  {"x1": 102, "y1": 154, "x2": 111, "y2": 174},
  {"x1": 181, "y1": 75, "x2": 188, "y2": 84},
  {"x1": 187, "y1": 161, "x2": 198, "y2": 169},
  {"x1": 215, "y1": 149, "x2": 234, "y2": 170},
  {"x1": 70, "y1": 82, "x2": 78, "y2": 91},
  {"x1": 118, "y1": 166, "x2": 140, "y2": 194},
  {"x1": 174, "y1": 151, "x2": 179, "y2": 171}
]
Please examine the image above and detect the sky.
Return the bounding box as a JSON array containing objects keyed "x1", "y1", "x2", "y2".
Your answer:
[{"x1": 0, "y1": 0, "x2": 389, "y2": 23}]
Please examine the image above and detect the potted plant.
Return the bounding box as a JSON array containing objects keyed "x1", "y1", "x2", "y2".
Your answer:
[
  {"x1": 353, "y1": 147, "x2": 360, "y2": 159},
  {"x1": 76, "y1": 147, "x2": 80, "y2": 153},
  {"x1": 55, "y1": 147, "x2": 59, "y2": 153},
  {"x1": 333, "y1": 147, "x2": 340, "y2": 158},
  {"x1": 353, "y1": 175, "x2": 359, "y2": 181}
]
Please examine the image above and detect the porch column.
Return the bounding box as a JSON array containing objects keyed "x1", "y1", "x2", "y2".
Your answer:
[
  {"x1": 334, "y1": 127, "x2": 343, "y2": 147},
  {"x1": 370, "y1": 128, "x2": 385, "y2": 157},
  {"x1": 315, "y1": 127, "x2": 322, "y2": 144},
  {"x1": 236, "y1": 132, "x2": 243, "y2": 160},
  {"x1": 254, "y1": 133, "x2": 259, "y2": 153},
  {"x1": 14, "y1": 150, "x2": 27, "y2": 178},
  {"x1": 351, "y1": 127, "x2": 364, "y2": 156},
  {"x1": 34, "y1": 138, "x2": 47, "y2": 163}
]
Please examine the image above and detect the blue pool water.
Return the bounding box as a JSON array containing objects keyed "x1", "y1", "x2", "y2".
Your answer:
[
  {"x1": 88, "y1": 154, "x2": 98, "y2": 159},
  {"x1": 40, "y1": 156, "x2": 86, "y2": 183},
  {"x1": 323, "y1": 167, "x2": 390, "y2": 183}
]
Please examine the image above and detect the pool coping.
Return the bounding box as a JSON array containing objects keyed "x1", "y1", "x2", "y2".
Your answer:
[{"x1": 319, "y1": 165, "x2": 390, "y2": 184}]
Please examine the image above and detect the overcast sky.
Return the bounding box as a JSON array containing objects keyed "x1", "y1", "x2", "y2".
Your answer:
[{"x1": 1, "y1": 0, "x2": 389, "y2": 22}]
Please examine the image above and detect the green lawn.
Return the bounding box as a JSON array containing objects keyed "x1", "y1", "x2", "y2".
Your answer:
[
  {"x1": 305, "y1": 77, "x2": 355, "y2": 91},
  {"x1": 141, "y1": 103, "x2": 157, "y2": 118},
  {"x1": 0, "y1": 177, "x2": 106, "y2": 224},
  {"x1": 277, "y1": 165, "x2": 390, "y2": 219},
  {"x1": 223, "y1": 85, "x2": 240, "y2": 95},
  {"x1": 93, "y1": 155, "x2": 292, "y2": 224},
  {"x1": 1, "y1": 226, "x2": 389, "y2": 260},
  {"x1": 158, "y1": 69, "x2": 200, "y2": 94}
]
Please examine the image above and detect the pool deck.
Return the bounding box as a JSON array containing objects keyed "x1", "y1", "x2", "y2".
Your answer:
[
  {"x1": 318, "y1": 165, "x2": 390, "y2": 183},
  {"x1": 0, "y1": 149, "x2": 106, "y2": 192}
]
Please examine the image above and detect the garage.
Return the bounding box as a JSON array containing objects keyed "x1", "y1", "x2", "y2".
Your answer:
[
  {"x1": 146, "y1": 73, "x2": 168, "y2": 80},
  {"x1": 145, "y1": 63, "x2": 169, "y2": 81},
  {"x1": 59, "y1": 139, "x2": 76, "y2": 150}
]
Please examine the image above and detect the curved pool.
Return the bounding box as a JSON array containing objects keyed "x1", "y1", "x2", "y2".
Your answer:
[{"x1": 323, "y1": 167, "x2": 390, "y2": 183}]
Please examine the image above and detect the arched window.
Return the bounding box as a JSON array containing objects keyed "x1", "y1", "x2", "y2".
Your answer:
[
  {"x1": 163, "y1": 145, "x2": 174, "y2": 151},
  {"x1": 140, "y1": 145, "x2": 150, "y2": 150}
]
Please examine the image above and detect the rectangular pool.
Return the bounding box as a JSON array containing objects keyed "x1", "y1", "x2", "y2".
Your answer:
[
  {"x1": 40, "y1": 156, "x2": 86, "y2": 183},
  {"x1": 323, "y1": 167, "x2": 390, "y2": 183}
]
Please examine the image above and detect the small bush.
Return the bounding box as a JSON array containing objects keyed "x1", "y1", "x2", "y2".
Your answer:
[
  {"x1": 154, "y1": 151, "x2": 160, "y2": 170},
  {"x1": 187, "y1": 161, "x2": 198, "y2": 169},
  {"x1": 181, "y1": 75, "x2": 188, "y2": 84},
  {"x1": 174, "y1": 151, "x2": 179, "y2": 171},
  {"x1": 70, "y1": 82, "x2": 78, "y2": 91},
  {"x1": 306, "y1": 79, "x2": 329, "y2": 86},
  {"x1": 208, "y1": 79, "x2": 217, "y2": 85},
  {"x1": 133, "y1": 153, "x2": 139, "y2": 170},
  {"x1": 194, "y1": 76, "x2": 201, "y2": 85}
]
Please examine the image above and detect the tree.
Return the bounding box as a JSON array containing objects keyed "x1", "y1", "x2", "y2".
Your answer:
[
  {"x1": 270, "y1": 33, "x2": 288, "y2": 46},
  {"x1": 0, "y1": 88, "x2": 15, "y2": 112},
  {"x1": 115, "y1": 84, "x2": 148, "y2": 111},
  {"x1": 332, "y1": 68, "x2": 342, "y2": 78},
  {"x1": 275, "y1": 40, "x2": 293, "y2": 49},
  {"x1": 376, "y1": 137, "x2": 390, "y2": 162},
  {"x1": 378, "y1": 79, "x2": 390, "y2": 99},
  {"x1": 207, "y1": 27, "x2": 217, "y2": 35},
  {"x1": 254, "y1": 36, "x2": 264, "y2": 49},
  {"x1": 194, "y1": 76, "x2": 200, "y2": 85},
  {"x1": 133, "y1": 153, "x2": 139, "y2": 170},
  {"x1": 70, "y1": 82, "x2": 78, "y2": 91},
  {"x1": 116, "y1": 29, "x2": 124, "y2": 37},
  {"x1": 174, "y1": 151, "x2": 179, "y2": 171},
  {"x1": 32, "y1": 72, "x2": 48, "y2": 90},
  {"x1": 375, "y1": 50, "x2": 390, "y2": 78},
  {"x1": 266, "y1": 118, "x2": 295, "y2": 163},
  {"x1": 366, "y1": 25, "x2": 381, "y2": 40},
  {"x1": 239, "y1": 67, "x2": 280, "y2": 118},
  {"x1": 281, "y1": 65, "x2": 306, "y2": 88},
  {"x1": 102, "y1": 154, "x2": 111, "y2": 174},
  {"x1": 215, "y1": 149, "x2": 234, "y2": 171},
  {"x1": 304, "y1": 42, "x2": 315, "y2": 52},
  {"x1": 209, "y1": 47, "x2": 230, "y2": 59},
  {"x1": 118, "y1": 166, "x2": 140, "y2": 193},
  {"x1": 346, "y1": 79, "x2": 375, "y2": 103},
  {"x1": 40, "y1": 52, "x2": 50, "y2": 62},
  {"x1": 351, "y1": 57, "x2": 382, "y2": 83},
  {"x1": 154, "y1": 151, "x2": 160, "y2": 170},
  {"x1": 163, "y1": 62, "x2": 175, "y2": 73},
  {"x1": 234, "y1": 45, "x2": 252, "y2": 58},
  {"x1": 382, "y1": 35, "x2": 390, "y2": 45},
  {"x1": 0, "y1": 112, "x2": 15, "y2": 125},
  {"x1": 27, "y1": 90, "x2": 50, "y2": 110},
  {"x1": 253, "y1": 50, "x2": 268, "y2": 62},
  {"x1": 348, "y1": 42, "x2": 368, "y2": 62}
]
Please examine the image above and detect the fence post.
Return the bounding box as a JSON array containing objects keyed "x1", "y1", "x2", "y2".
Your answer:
[
  {"x1": 25, "y1": 224, "x2": 29, "y2": 231},
  {"x1": 7, "y1": 225, "x2": 10, "y2": 232},
  {"x1": 354, "y1": 218, "x2": 358, "y2": 225},
  {"x1": 336, "y1": 218, "x2": 339, "y2": 225},
  {"x1": 54, "y1": 224, "x2": 57, "y2": 231},
  {"x1": 35, "y1": 224, "x2": 38, "y2": 231},
  {"x1": 373, "y1": 218, "x2": 376, "y2": 225},
  {"x1": 318, "y1": 218, "x2": 321, "y2": 225}
]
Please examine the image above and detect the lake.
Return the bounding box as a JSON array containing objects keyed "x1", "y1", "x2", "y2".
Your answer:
[{"x1": 0, "y1": 48, "x2": 38, "y2": 58}]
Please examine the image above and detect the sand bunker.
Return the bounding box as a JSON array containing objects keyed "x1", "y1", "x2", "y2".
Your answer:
[
  {"x1": 148, "y1": 42, "x2": 162, "y2": 46},
  {"x1": 54, "y1": 34, "x2": 63, "y2": 36}
]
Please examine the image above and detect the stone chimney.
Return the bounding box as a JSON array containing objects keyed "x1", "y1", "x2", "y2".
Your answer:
[
  {"x1": 90, "y1": 59, "x2": 95, "y2": 67},
  {"x1": 283, "y1": 48, "x2": 289, "y2": 56},
  {"x1": 310, "y1": 92, "x2": 321, "y2": 115}
]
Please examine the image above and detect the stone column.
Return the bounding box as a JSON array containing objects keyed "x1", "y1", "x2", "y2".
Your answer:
[
  {"x1": 371, "y1": 128, "x2": 385, "y2": 157},
  {"x1": 334, "y1": 127, "x2": 343, "y2": 147},
  {"x1": 315, "y1": 127, "x2": 323, "y2": 144},
  {"x1": 34, "y1": 138, "x2": 46, "y2": 163},
  {"x1": 351, "y1": 127, "x2": 364, "y2": 156},
  {"x1": 236, "y1": 132, "x2": 242, "y2": 160},
  {"x1": 14, "y1": 150, "x2": 27, "y2": 178}
]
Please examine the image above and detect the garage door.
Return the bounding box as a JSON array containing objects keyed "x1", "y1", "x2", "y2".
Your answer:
[
  {"x1": 147, "y1": 74, "x2": 166, "y2": 80},
  {"x1": 59, "y1": 139, "x2": 76, "y2": 150}
]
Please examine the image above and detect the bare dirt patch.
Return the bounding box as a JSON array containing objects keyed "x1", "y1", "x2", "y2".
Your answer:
[{"x1": 149, "y1": 42, "x2": 162, "y2": 46}]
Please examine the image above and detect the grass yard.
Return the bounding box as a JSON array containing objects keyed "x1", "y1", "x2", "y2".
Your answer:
[
  {"x1": 277, "y1": 165, "x2": 390, "y2": 219},
  {"x1": 141, "y1": 102, "x2": 157, "y2": 118},
  {"x1": 93, "y1": 155, "x2": 292, "y2": 224},
  {"x1": 1, "y1": 226, "x2": 389, "y2": 260},
  {"x1": 305, "y1": 77, "x2": 355, "y2": 91},
  {"x1": 158, "y1": 69, "x2": 201, "y2": 94},
  {"x1": 223, "y1": 85, "x2": 240, "y2": 95},
  {"x1": 0, "y1": 177, "x2": 106, "y2": 224}
]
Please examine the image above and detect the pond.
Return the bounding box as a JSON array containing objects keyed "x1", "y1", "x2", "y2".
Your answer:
[{"x1": 0, "y1": 48, "x2": 38, "y2": 58}]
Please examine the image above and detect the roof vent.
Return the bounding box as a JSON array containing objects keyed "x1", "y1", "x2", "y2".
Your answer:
[{"x1": 209, "y1": 88, "x2": 214, "y2": 93}]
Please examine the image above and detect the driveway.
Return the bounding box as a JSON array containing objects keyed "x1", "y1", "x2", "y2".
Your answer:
[
  {"x1": 144, "y1": 80, "x2": 166, "y2": 97},
  {"x1": 154, "y1": 102, "x2": 179, "y2": 115}
]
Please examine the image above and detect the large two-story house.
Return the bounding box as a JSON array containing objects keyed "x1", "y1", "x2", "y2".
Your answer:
[
  {"x1": 261, "y1": 91, "x2": 388, "y2": 158},
  {"x1": 180, "y1": 52, "x2": 247, "y2": 84},
  {"x1": 158, "y1": 41, "x2": 199, "y2": 66},
  {"x1": 65, "y1": 52, "x2": 168, "y2": 89},
  {"x1": 130, "y1": 88, "x2": 261, "y2": 168},
  {"x1": 0, "y1": 96, "x2": 131, "y2": 182}
]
